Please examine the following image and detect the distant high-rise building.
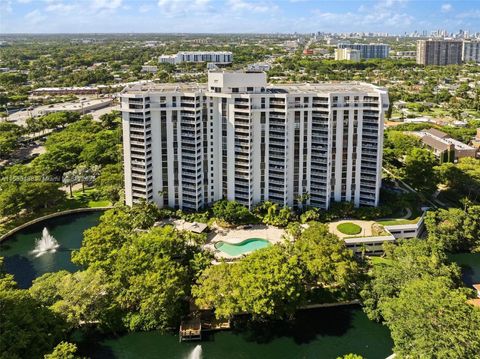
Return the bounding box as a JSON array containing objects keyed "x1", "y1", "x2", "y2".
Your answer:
[
  {"x1": 120, "y1": 72, "x2": 388, "y2": 211},
  {"x1": 463, "y1": 41, "x2": 480, "y2": 63},
  {"x1": 416, "y1": 40, "x2": 463, "y2": 65},
  {"x1": 337, "y1": 43, "x2": 390, "y2": 59},
  {"x1": 334, "y1": 48, "x2": 361, "y2": 62}
]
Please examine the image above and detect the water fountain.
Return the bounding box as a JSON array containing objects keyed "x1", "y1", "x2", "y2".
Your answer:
[
  {"x1": 187, "y1": 345, "x2": 202, "y2": 359},
  {"x1": 31, "y1": 227, "x2": 59, "y2": 257}
]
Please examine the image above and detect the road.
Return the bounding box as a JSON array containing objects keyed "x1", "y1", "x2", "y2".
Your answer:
[{"x1": 5, "y1": 98, "x2": 118, "y2": 127}]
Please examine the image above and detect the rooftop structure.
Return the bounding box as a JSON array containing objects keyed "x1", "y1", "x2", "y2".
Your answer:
[{"x1": 121, "y1": 71, "x2": 388, "y2": 211}]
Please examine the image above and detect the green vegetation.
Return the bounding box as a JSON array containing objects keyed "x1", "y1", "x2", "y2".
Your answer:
[
  {"x1": 0, "y1": 258, "x2": 69, "y2": 359},
  {"x1": 382, "y1": 277, "x2": 480, "y2": 357},
  {"x1": 193, "y1": 223, "x2": 362, "y2": 319},
  {"x1": 425, "y1": 204, "x2": 480, "y2": 253},
  {"x1": 336, "y1": 222, "x2": 362, "y2": 235},
  {"x1": 361, "y1": 239, "x2": 480, "y2": 357},
  {"x1": 0, "y1": 113, "x2": 122, "y2": 236}
]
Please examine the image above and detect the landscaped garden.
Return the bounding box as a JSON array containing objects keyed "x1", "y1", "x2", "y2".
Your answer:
[{"x1": 337, "y1": 222, "x2": 362, "y2": 235}]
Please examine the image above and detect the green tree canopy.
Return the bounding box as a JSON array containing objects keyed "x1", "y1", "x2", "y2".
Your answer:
[
  {"x1": 361, "y1": 239, "x2": 461, "y2": 322},
  {"x1": 193, "y1": 244, "x2": 305, "y2": 319},
  {"x1": 381, "y1": 277, "x2": 480, "y2": 358}
]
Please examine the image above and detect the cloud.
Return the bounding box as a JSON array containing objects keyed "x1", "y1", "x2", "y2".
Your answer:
[
  {"x1": 139, "y1": 4, "x2": 151, "y2": 13},
  {"x1": 25, "y1": 9, "x2": 47, "y2": 24},
  {"x1": 441, "y1": 3, "x2": 452, "y2": 13},
  {"x1": 227, "y1": 0, "x2": 272, "y2": 13},
  {"x1": 45, "y1": 0, "x2": 75, "y2": 13},
  {"x1": 91, "y1": 0, "x2": 123, "y2": 10},
  {"x1": 17, "y1": 0, "x2": 31, "y2": 3},
  {"x1": 158, "y1": 0, "x2": 211, "y2": 16},
  {"x1": 0, "y1": 0, "x2": 12, "y2": 13},
  {"x1": 456, "y1": 9, "x2": 480, "y2": 19}
]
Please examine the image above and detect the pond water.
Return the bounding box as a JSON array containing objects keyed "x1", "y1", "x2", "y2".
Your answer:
[
  {"x1": 0, "y1": 211, "x2": 103, "y2": 288},
  {"x1": 3, "y1": 211, "x2": 479, "y2": 359},
  {"x1": 448, "y1": 252, "x2": 480, "y2": 286},
  {"x1": 83, "y1": 305, "x2": 394, "y2": 359}
]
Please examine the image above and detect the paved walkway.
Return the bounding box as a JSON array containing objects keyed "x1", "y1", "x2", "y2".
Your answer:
[{"x1": 328, "y1": 220, "x2": 375, "y2": 239}]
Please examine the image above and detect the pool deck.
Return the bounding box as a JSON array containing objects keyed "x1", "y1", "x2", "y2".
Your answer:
[{"x1": 206, "y1": 224, "x2": 285, "y2": 260}]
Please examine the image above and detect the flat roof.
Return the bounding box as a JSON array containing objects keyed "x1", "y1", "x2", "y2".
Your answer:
[{"x1": 123, "y1": 81, "x2": 385, "y2": 95}]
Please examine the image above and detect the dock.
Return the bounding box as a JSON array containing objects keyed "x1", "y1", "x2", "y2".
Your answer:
[
  {"x1": 179, "y1": 314, "x2": 231, "y2": 342},
  {"x1": 179, "y1": 318, "x2": 202, "y2": 342}
]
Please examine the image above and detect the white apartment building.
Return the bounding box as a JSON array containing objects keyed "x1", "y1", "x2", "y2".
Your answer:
[
  {"x1": 337, "y1": 43, "x2": 390, "y2": 59},
  {"x1": 335, "y1": 48, "x2": 361, "y2": 62},
  {"x1": 121, "y1": 72, "x2": 388, "y2": 211},
  {"x1": 463, "y1": 41, "x2": 480, "y2": 63},
  {"x1": 158, "y1": 51, "x2": 233, "y2": 65}
]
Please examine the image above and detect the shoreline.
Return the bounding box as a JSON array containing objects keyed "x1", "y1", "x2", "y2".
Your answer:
[{"x1": 0, "y1": 207, "x2": 111, "y2": 242}]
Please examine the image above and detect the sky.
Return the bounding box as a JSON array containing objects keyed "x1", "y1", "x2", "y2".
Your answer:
[{"x1": 1, "y1": 0, "x2": 479, "y2": 34}]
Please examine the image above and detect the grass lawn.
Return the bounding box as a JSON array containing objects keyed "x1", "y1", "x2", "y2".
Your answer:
[
  {"x1": 368, "y1": 256, "x2": 393, "y2": 268},
  {"x1": 376, "y1": 206, "x2": 424, "y2": 226},
  {"x1": 337, "y1": 222, "x2": 362, "y2": 235}
]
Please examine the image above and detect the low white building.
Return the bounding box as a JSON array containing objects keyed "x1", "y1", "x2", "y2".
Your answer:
[
  {"x1": 141, "y1": 65, "x2": 158, "y2": 73},
  {"x1": 159, "y1": 51, "x2": 232, "y2": 65}
]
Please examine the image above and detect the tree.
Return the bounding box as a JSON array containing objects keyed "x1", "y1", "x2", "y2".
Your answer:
[
  {"x1": 112, "y1": 226, "x2": 192, "y2": 331},
  {"x1": 94, "y1": 163, "x2": 123, "y2": 202},
  {"x1": 99, "y1": 111, "x2": 121, "y2": 129},
  {"x1": 62, "y1": 170, "x2": 77, "y2": 198},
  {"x1": 403, "y1": 148, "x2": 438, "y2": 194},
  {"x1": 193, "y1": 244, "x2": 305, "y2": 319},
  {"x1": 294, "y1": 223, "x2": 361, "y2": 297},
  {"x1": 0, "y1": 287, "x2": 68, "y2": 359},
  {"x1": 381, "y1": 277, "x2": 480, "y2": 358},
  {"x1": 337, "y1": 355, "x2": 364, "y2": 359},
  {"x1": 0, "y1": 122, "x2": 23, "y2": 157},
  {"x1": 212, "y1": 199, "x2": 254, "y2": 225},
  {"x1": 425, "y1": 205, "x2": 480, "y2": 253},
  {"x1": 71, "y1": 208, "x2": 135, "y2": 272},
  {"x1": 44, "y1": 342, "x2": 80, "y2": 359},
  {"x1": 361, "y1": 239, "x2": 461, "y2": 322},
  {"x1": 30, "y1": 268, "x2": 116, "y2": 330}
]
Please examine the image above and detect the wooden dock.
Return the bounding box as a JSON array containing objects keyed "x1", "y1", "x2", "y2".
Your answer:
[
  {"x1": 179, "y1": 316, "x2": 231, "y2": 342},
  {"x1": 179, "y1": 318, "x2": 202, "y2": 342}
]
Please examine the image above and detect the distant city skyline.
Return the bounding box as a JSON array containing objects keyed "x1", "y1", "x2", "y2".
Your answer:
[{"x1": 1, "y1": 0, "x2": 479, "y2": 34}]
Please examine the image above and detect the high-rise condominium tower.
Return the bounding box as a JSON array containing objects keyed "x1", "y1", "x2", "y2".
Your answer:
[
  {"x1": 416, "y1": 39, "x2": 463, "y2": 65},
  {"x1": 462, "y1": 41, "x2": 480, "y2": 63},
  {"x1": 121, "y1": 72, "x2": 388, "y2": 211}
]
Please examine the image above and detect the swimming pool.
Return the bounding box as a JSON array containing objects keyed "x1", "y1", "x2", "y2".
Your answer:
[{"x1": 214, "y1": 238, "x2": 271, "y2": 256}]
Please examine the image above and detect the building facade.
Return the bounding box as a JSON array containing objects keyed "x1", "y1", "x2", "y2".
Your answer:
[
  {"x1": 158, "y1": 51, "x2": 233, "y2": 65},
  {"x1": 416, "y1": 40, "x2": 463, "y2": 65},
  {"x1": 121, "y1": 72, "x2": 388, "y2": 211},
  {"x1": 337, "y1": 43, "x2": 390, "y2": 59},
  {"x1": 334, "y1": 48, "x2": 361, "y2": 62},
  {"x1": 463, "y1": 40, "x2": 480, "y2": 63}
]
